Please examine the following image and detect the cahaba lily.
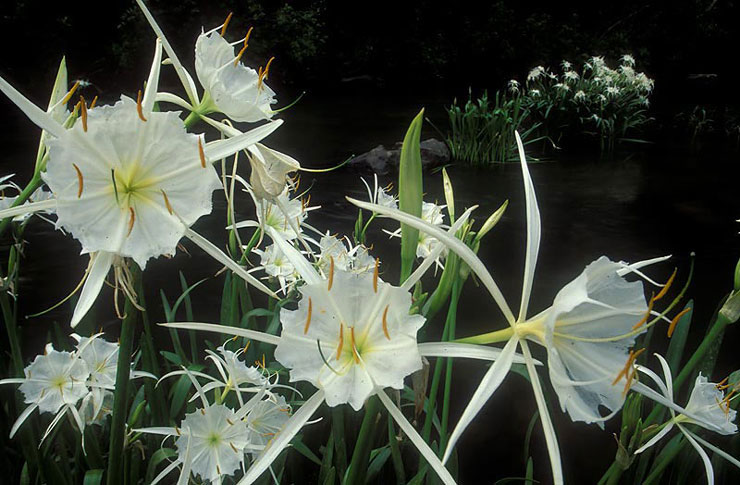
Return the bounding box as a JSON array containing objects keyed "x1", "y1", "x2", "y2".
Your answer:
[
  {"x1": 163, "y1": 214, "x2": 534, "y2": 485},
  {"x1": 347, "y1": 132, "x2": 685, "y2": 484},
  {"x1": 0, "y1": 38, "x2": 281, "y2": 327}
]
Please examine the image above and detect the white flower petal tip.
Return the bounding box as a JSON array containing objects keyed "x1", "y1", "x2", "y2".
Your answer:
[
  {"x1": 70, "y1": 252, "x2": 114, "y2": 328},
  {"x1": 418, "y1": 342, "x2": 538, "y2": 365},
  {"x1": 275, "y1": 267, "x2": 425, "y2": 411},
  {"x1": 159, "y1": 322, "x2": 281, "y2": 346},
  {"x1": 0, "y1": 75, "x2": 65, "y2": 138}
]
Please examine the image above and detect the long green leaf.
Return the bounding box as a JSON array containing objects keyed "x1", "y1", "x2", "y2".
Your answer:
[{"x1": 399, "y1": 108, "x2": 425, "y2": 283}]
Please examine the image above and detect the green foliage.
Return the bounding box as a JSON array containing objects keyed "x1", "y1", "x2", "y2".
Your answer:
[{"x1": 445, "y1": 89, "x2": 539, "y2": 165}]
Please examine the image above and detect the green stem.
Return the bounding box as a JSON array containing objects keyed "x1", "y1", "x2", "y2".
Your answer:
[
  {"x1": 183, "y1": 112, "x2": 201, "y2": 130},
  {"x1": 345, "y1": 397, "x2": 380, "y2": 485},
  {"x1": 106, "y1": 278, "x2": 140, "y2": 485},
  {"x1": 0, "y1": 174, "x2": 43, "y2": 239},
  {"x1": 439, "y1": 282, "x2": 461, "y2": 453},
  {"x1": 455, "y1": 325, "x2": 514, "y2": 345}
]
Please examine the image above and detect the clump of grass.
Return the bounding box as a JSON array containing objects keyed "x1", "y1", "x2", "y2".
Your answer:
[
  {"x1": 518, "y1": 54, "x2": 654, "y2": 152},
  {"x1": 445, "y1": 89, "x2": 541, "y2": 166}
]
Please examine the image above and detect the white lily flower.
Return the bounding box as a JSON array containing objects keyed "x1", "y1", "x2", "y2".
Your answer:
[
  {"x1": 253, "y1": 243, "x2": 300, "y2": 294},
  {"x1": 0, "y1": 346, "x2": 89, "y2": 439},
  {"x1": 634, "y1": 354, "x2": 740, "y2": 484},
  {"x1": 346, "y1": 132, "x2": 675, "y2": 484},
  {"x1": 361, "y1": 174, "x2": 398, "y2": 209},
  {"x1": 316, "y1": 233, "x2": 375, "y2": 275},
  {"x1": 162, "y1": 213, "x2": 537, "y2": 485},
  {"x1": 195, "y1": 28, "x2": 277, "y2": 123},
  {"x1": 246, "y1": 394, "x2": 292, "y2": 451},
  {"x1": 234, "y1": 187, "x2": 313, "y2": 241},
  {"x1": 1, "y1": 45, "x2": 281, "y2": 326}
]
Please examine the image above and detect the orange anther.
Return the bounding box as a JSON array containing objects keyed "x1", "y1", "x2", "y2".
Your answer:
[
  {"x1": 229, "y1": 442, "x2": 239, "y2": 453},
  {"x1": 198, "y1": 138, "x2": 207, "y2": 168},
  {"x1": 382, "y1": 305, "x2": 390, "y2": 340},
  {"x1": 79, "y1": 96, "x2": 88, "y2": 132},
  {"x1": 327, "y1": 256, "x2": 335, "y2": 291},
  {"x1": 257, "y1": 56, "x2": 275, "y2": 90},
  {"x1": 667, "y1": 307, "x2": 691, "y2": 337},
  {"x1": 221, "y1": 12, "x2": 233, "y2": 36},
  {"x1": 61, "y1": 81, "x2": 80, "y2": 104},
  {"x1": 72, "y1": 163, "x2": 83, "y2": 198},
  {"x1": 373, "y1": 258, "x2": 380, "y2": 293},
  {"x1": 126, "y1": 207, "x2": 135, "y2": 237},
  {"x1": 632, "y1": 293, "x2": 655, "y2": 330},
  {"x1": 336, "y1": 324, "x2": 344, "y2": 360},
  {"x1": 233, "y1": 27, "x2": 253, "y2": 66},
  {"x1": 161, "y1": 189, "x2": 174, "y2": 215},
  {"x1": 303, "y1": 297, "x2": 313, "y2": 334},
  {"x1": 89, "y1": 95, "x2": 98, "y2": 109},
  {"x1": 654, "y1": 268, "x2": 677, "y2": 302},
  {"x1": 136, "y1": 89, "x2": 147, "y2": 122}
]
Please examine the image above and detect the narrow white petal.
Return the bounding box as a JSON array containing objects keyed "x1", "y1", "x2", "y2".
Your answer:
[
  {"x1": 631, "y1": 382, "x2": 725, "y2": 433},
  {"x1": 142, "y1": 38, "x2": 163, "y2": 113},
  {"x1": 176, "y1": 431, "x2": 193, "y2": 485},
  {"x1": 0, "y1": 199, "x2": 56, "y2": 221},
  {"x1": 0, "y1": 75, "x2": 65, "y2": 138},
  {"x1": 418, "y1": 341, "x2": 534, "y2": 365},
  {"x1": 634, "y1": 421, "x2": 675, "y2": 454},
  {"x1": 0, "y1": 378, "x2": 27, "y2": 385},
  {"x1": 159, "y1": 322, "x2": 280, "y2": 346},
  {"x1": 377, "y1": 390, "x2": 456, "y2": 485},
  {"x1": 71, "y1": 251, "x2": 114, "y2": 328},
  {"x1": 184, "y1": 228, "x2": 277, "y2": 298},
  {"x1": 442, "y1": 336, "x2": 518, "y2": 464},
  {"x1": 133, "y1": 426, "x2": 178, "y2": 436},
  {"x1": 616, "y1": 255, "x2": 672, "y2": 276},
  {"x1": 515, "y1": 131, "x2": 541, "y2": 321},
  {"x1": 402, "y1": 207, "x2": 474, "y2": 291},
  {"x1": 154, "y1": 92, "x2": 193, "y2": 110},
  {"x1": 678, "y1": 424, "x2": 715, "y2": 485},
  {"x1": 135, "y1": 0, "x2": 199, "y2": 105},
  {"x1": 9, "y1": 403, "x2": 38, "y2": 438},
  {"x1": 686, "y1": 429, "x2": 740, "y2": 470},
  {"x1": 267, "y1": 226, "x2": 321, "y2": 285},
  {"x1": 635, "y1": 365, "x2": 671, "y2": 401},
  {"x1": 151, "y1": 459, "x2": 181, "y2": 485},
  {"x1": 40, "y1": 406, "x2": 68, "y2": 445},
  {"x1": 204, "y1": 120, "x2": 283, "y2": 162},
  {"x1": 521, "y1": 340, "x2": 563, "y2": 485},
  {"x1": 653, "y1": 353, "x2": 674, "y2": 401},
  {"x1": 237, "y1": 390, "x2": 325, "y2": 485},
  {"x1": 347, "y1": 197, "x2": 516, "y2": 325},
  {"x1": 201, "y1": 115, "x2": 241, "y2": 137}
]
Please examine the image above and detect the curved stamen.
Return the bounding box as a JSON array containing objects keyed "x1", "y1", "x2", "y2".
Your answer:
[
  {"x1": 136, "y1": 90, "x2": 147, "y2": 122},
  {"x1": 160, "y1": 189, "x2": 174, "y2": 215},
  {"x1": 233, "y1": 27, "x2": 253, "y2": 66},
  {"x1": 382, "y1": 305, "x2": 390, "y2": 340},
  {"x1": 303, "y1": 297, "x2": 313, "y2": 334},
  {"x1": 373, "y1": 258, "x2": 379, "y2": 293},
  {"x1": 327, "y1": 256, "x2": 335, "y2": 291},
  {"x1": 667, "y1": 307, "x2": 691, "y2": 337},
  {"x1": 127, "y1": 207, "x2": 135, "y2": 237},
  {"x1": 198, "y1": 138, "x2": 207, "y2": 168},
  {"x1": 79, "y1": 96, "x2": 88, "y2": 132},
  {"x1": 335, "y1": 323, "x2": 344, "y2": 360},
  {"x1": 221, "y1": 12, "x2": 233, "y2": 36},
  {"x1": 72, "y1": 163, "x2": 83, "y2": 198}
]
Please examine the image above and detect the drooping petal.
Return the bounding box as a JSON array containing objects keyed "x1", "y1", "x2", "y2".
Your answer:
[
  {"x1": 442, "y1": 336, "x2": 518, "y2": 464},
  {"x1": 347, "y1": 197, "x2": 516, "y2": 325},
  {"x1": 677, "y1": 423, "x2": 715, "y2": 485},
  {"x1": 0, "y1": 75, "x2": 65, "y2": 138},
  {"x1": 9, "y1": 403, "x2": 39, "y2": 438},
  {"x1": 521, "y1": 340, "x2": 563, "y2": 485},
  {"x1": 634, "y1": 421, "x2": 675, "y2": 454},
  {"x1": 237, "y1": 390, "x2": 325, "y2": 485},
  {"x1": 418, "y1": 342, "x2": 533, "y2": 364},
  {"x1": 71, "y1": 251, "x2": 114, "y2": 327},
  {"x1": 184, "y1": 228, "x2": 277, "y2": 298},
  {"x1": 686, "y1": 429, "x2": 740, "y2": 470},
  {"x1": 515, "y1": 131, "x2": 541, "y2": 321},
  {"x1": 0, "y1": 199, "x2": 56, "y2": 221},
  {"x1": 377, "y1": 390, "x2": 457, "y2": 485}
]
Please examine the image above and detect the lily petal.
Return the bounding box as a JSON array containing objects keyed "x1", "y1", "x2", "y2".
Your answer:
[
  {"x1": 184, "y1": 228, "x2": 277, "y2": 298},
  {"x1": 515, "y1": 131, "x2": 541, "y2": 321},
  {"x1": 155, "y1": 92, "x2": 194, "y2": 110},
  {"x1": 442, "y1": 336, "x2": 518, "y2": 464},
  {"x1": 0, "y1": 199, "x2": 57, "y2": 221},
  {"x1": 685, "y1": 428, "x2": 740, "y2": 470},
  {"x1": 9, "y1": 403, "x2": 38, "y2": 439},
  {"x1": 634, "y1": 421, "x2": 675, "y2": 454},
  {"x1": 0, "y1": 75, "x2": 65, "y2": 138},
  {"x1": 677, "y1": 423, "x2": 714, "y2": 485},
  {"x1": 142, "y1": 39, "x2": 163, "y2": 113},
  {"x1": 521, "y1": 340, "x2": 563, "y2": 485},
  {"x1": 135, "y1": 0, "x2": 199, "y2": 105},
  {"x1": 377, "y1": 390, "x2": 457, "y2": 485},
  {"x1": 237, "y1": 390, "x2": 325, "y2": 485},
  {"x1": 71, "y1": 251, "x2": 114, "y2": 328},
  {"x1": 418, "y1": 342, "x2": 535, "y2": 365},
  {"x1": 266, "y1": 226, "x2": 321, "y2": 285},
  {"x1": 347, "y1": 197, "x2": 516, "y2": 325},
  {"x1": 159, "y1": 322, "x2": 280, "y2": 346},
  {"x1": 204, "y1": 120, "x2": 283, "y2": 162}
]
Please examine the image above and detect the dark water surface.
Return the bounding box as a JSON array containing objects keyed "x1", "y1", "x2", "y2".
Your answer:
[{"x1": 2, "y1": 88, "x2": 740, "y2": 482}]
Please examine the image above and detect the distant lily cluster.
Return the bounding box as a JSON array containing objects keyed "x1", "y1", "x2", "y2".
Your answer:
[
  {"x1": 0, "y1": 2, "x2": 739, "y2": 485},
  {"x1": 511, "y1": 55, "x2": 654, "y2": 150}
]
